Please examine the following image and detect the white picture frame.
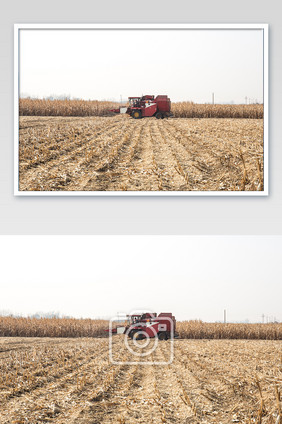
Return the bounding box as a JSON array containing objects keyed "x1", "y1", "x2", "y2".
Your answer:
[{"x1": 14, "y1": 23, "x2": 269, "y2": 196}]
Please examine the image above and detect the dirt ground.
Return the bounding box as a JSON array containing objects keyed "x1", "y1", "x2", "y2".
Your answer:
[
  {"x1": 18, "y1": 115, "x2": 264, "y2": 192},
  {"x1": 0, "y1": 337, "x2": 281, "y2": 423}
]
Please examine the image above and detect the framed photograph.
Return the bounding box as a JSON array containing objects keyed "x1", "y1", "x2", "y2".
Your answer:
[{"x1": 14, "y1": 24, "x2": 268, "y2": 196}]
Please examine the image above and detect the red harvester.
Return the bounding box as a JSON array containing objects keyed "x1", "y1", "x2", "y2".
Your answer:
[
  {"x1": 110, "y1": 95, "x2": 172, "y2": 119},
  {"x1": 108, "y1": 312, "x2": 178, "y2": 340}
]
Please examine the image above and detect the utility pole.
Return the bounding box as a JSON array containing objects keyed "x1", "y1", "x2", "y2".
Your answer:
[
  {"x1": 120, "y1": 95, "x2": 122, "y2": 104},
  {"x1": 245, "y1": 96, "x2": 248, "y2": 105},
  {"x1": 224, "y1": 309, "x2": 226, "y2": 323},
  {"x1": 262, "y1": 313, "x2": 265, "y2": 324},
  {"x1": 212, "y1": 92, "x2": 214, "y2": 105}
]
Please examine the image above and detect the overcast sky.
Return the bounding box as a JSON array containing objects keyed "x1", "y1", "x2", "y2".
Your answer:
[
  {"x1": 0, "y1": 236, "x2": 280, "y2": 323},
  {"x1": 19, "y1": 29, "x2": 264, "y2": 104}
]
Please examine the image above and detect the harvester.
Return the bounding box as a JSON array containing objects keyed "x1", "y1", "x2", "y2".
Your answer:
[
  {"x1": 110, "y1": 95, "x2": 172, "y2": 119},
  {"x1": 108, "y1": 312, "x2": 178, "y2": 340}
]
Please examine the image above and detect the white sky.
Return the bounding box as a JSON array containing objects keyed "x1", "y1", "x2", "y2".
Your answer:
[
  {"x1": 0, "y1": 236, "x2": 280, "y2": 323},
  {"x1": 19, "y1": 29, "x2": 264, "y2": 104}
]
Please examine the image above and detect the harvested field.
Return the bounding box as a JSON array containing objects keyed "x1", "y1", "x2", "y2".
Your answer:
[
  {"x1": 0, "y1": 337, "x2": 281, "y2": 423},
  {"x1": 18, "y1": 115, "x2": 264, "y2": 192}
]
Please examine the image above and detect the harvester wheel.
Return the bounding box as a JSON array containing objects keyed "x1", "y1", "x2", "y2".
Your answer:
[
  {"x1": 155, "y1": 112, "x2": 163, "y2": 119},
  {"x1": 158, "y1": 332, "x2": 167, "y2": 340},
  {"x1": 128, "y1": 330, "x2": 137, "y2": 339},
  {"x1": 133, "y1": 331, "x2": 145, "y2": 340},
  {"x1": 132, "y1": 110, "x2": 142, "y2": 119}
]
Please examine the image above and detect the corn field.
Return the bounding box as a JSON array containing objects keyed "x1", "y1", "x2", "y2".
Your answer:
[
  {"x1": 0, "y1": 316, "x2": 107, "y2": 338},
  {"x1": 19, "y1": 98, "x2": 263, "y2": 119},
  {"x1": 177, "y1": 320, "x2": 282, "y2": 340},
  {"x1": 0, "y1": 317, "x2": 280, "y2": 339},
  {"x1": 171, "y1": 102, "x2": 263, "y2": 119},
  {"x1": 19, "y1": 98, "x2": 120, "y2": 117}
]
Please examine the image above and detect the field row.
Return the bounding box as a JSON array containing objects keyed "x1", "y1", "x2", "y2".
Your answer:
[
  {"x1": 19, "y1": 115, "x2": 264, "y2": 192},
  {"x1": 0, "y1": 337, "x2": 281, "y2": 423}
]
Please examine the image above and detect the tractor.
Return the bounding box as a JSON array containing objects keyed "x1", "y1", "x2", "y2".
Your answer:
[{"x1": 110, "y1": 95, "x2": 172, "y2": 119}]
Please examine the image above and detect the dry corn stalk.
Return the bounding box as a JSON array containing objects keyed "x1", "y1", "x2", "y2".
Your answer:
[{"x1": 19, "y1": 98, "x2": 264, "y2": 119}]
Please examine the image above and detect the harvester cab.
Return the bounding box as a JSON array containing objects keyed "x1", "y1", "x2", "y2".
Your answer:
[{"x1": 128, "y1": 97, "x2": 141, "y2": 108}]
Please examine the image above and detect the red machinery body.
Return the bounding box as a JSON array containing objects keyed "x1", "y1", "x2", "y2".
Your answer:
[
  {"x1": 109, "y1": 312, "x2": 177, "y2": 340},
  {"x1": 110, "y1": 95, "x2": 172, "y2": 119}
]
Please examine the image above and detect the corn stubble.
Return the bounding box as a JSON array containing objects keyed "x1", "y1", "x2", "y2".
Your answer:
[
  {"x1": 19, "y1": 114, "x2": 264, "y2": 192},
  {"x1": 0, "y1": 336, "x2": 281, "y2": 424}
]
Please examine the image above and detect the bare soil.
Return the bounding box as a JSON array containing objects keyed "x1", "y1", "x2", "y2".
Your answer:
[
  {"x1": 0, "y1": 337, "x2": 281, "y2": 423},
  {"x1": 18, "y1": 115, "x2": 264, "y2": 192}
]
